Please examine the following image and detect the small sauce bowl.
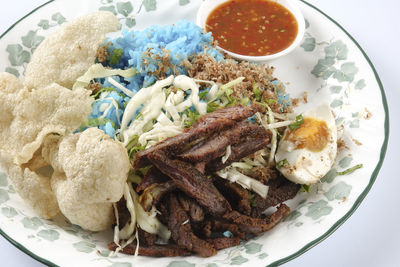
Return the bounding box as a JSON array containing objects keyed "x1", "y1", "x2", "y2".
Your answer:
[{"x1": 196, "y1": 0, "x2": 305, "y2": 63}]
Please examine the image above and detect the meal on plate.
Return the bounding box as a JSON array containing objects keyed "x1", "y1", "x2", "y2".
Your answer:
[{"x1": 0, "y1": 11, "x2": 340, "y2": 257}]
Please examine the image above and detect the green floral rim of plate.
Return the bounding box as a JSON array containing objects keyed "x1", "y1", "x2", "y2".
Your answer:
[{"x1": 0, "y1": 0, "x2": 389, "y2": 266}]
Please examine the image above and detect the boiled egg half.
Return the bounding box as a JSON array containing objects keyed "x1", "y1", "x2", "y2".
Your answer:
[{"x1": 275, "y1": 103, "x2": 337, "y2": 184}]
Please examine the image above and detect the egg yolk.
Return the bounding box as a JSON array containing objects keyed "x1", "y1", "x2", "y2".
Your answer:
[{"x1": 285, "y1": 117, "x2": 329, "y2": 152}]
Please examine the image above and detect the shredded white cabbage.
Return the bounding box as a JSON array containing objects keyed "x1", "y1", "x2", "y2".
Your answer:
[
  {"x1": 217, "y1": 166, "x2": 269, "y2": 198},
  {"x1": 120, "y1": 76, "x2": 174, "y2": 145},
  {"x1": 120, "y1": 75, "x2": 217, "y2": 148},
  {"x1": 112, "y1": 203, "x2": 121, "y2": 249},
  {"x1": 174, "y1": 75, "x2": 207, "y2": 115},
  {"x1": 231, "y1": 162, "x2": 253, "y2": 169},
  {"x1": 108, "y1": 76, "x2": 135, "y2": 97},
  {"x1": 272, "y1": 112, "x2": 296, "y2": 121},
  {"x1": 124, "y1": 89, "x2": 166, "y2": 145},
  {"x1": 256, "y1": 111, "x2": 278, "y2": 166},
  {"x1": 263, "y1": 120, "x2": 294, "y2": 129},
  {"x1": 72, "y1": 63, "x2": 137, "y2": 90},
  {"x1": 99, "y1": 98, "x2": 120, "y2": 125},
  {"x1": 206, "y1": 83, "x2": 219, "y2": 101},
  {"x1": 118, "y1": 183, "x2": 137, "y2": 240},
  {"x1": 165, "y1": 90, "x2": 185, "y2": 121},
  {"x1": 221, "y1": 145, "x2": 231, "y2": 164},
  {"x1": 208, "y1": 76, "x2": 244, "y2": 102},
  {"x1": 130, "y1": 185, "x2": 171, "y2": 242}
]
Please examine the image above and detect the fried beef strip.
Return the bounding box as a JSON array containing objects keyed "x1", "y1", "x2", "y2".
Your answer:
[
  {"x1": 178, "y1": 194, "x2": 205, "y2": 223},
  {"x1": 250, "y1": 166, "x2": 280, "y2": 184},
  {"x1": 137, "y1": 228, "x2": 157, "y2": 246},
  {"x1": 168, "y1": 194, "x2": 216, "y2": 257},
  {"x1": 206, "y1": 237, "x2": 241, "y2": 250},
  {"x1": 148, "y1": 151, "x2": 231, "y2": 215},
  {"x1": 116, "y1": 197, "x2": 130, "y2": 227},
  {"x1": 179, "y1": 121, "x2": 268, "y2": 162},
  {"x1": 156, "y1": 200, "x2": 170, "y2": 225},
  {"x1": 214, "y1": 179, "x2": 252, "y2": 216},
  {"x1": 139, "y1": 181, "x2": 175, "y2": 211},
  {"x1": 134, "y1": 105, "x2": 259, "y2": 168},
  {"x1": 137, "y1": 166, "x2": 170, "y2": 192},
  {"x1": 209, "y1": 220, "x2": 246, "y2": 240},
  {"x1": 108, "y1": 242, "x2": 192, "y2": 257},
  {"x1": 223, "y1": 204, "x2": 290, "y2": 235},
  {"x1": 250, "y1": 174, "x2": 300, "y2": 217},
  {"x1": 194, "y1": 161, "x2": 206, "y2": 173},
  {"x1": 206, "y1": 137, "x2": 270, "y2": 172}
]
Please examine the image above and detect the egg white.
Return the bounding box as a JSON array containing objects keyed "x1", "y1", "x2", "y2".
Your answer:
[{"x1": 275, "y1": 103, "x2": 337, "y2": 185}]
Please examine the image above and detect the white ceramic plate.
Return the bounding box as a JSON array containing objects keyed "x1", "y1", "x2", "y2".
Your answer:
[{"x1": 0, "y1": 0, "x2": 388, "y2": 266}]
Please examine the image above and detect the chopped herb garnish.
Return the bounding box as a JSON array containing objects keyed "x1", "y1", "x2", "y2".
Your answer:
[
  {"x1": 240, "y1": 97, "x2": 250, "y2": 106},
  {"x1": 79, "y1": 117, "x2": 116, "y2": 132},
  {"x1": 289, "y1": 114, "x2": 304, "y2": 130},
  {"x1": 183, "y1": 107, "x2": 201, "y2": 128},
  {"x1": 198, "y1": 90, "x2": 208, "y2": 100},
  {"x1": 252, "y1": 82, "x2": 262, "y2": 101},
  {"x1": 227, "y1": 98, "x2": 237, "y2": 106},
  {"x1": 135, "y1": 165, "x2": 151, "y2": 177},
  {"x1": 93, "y1": 87, "x2": 116, "y2": 99},
  {"x1": 109, "y1": 48, "x2": 123, "y2": 65},
  {"x1": 128, "y1": 145, "x2": 146, "y2": 158},
  {"x1": 87, "y1": 118, "x2": 116, "y2": 128},
  {"x1": 126, "y1": 135, "x2": 146, "y2": 159},
  {"x1": 248, "y1": 191, "x2": 257, "y2": 207},
  {"x1": 224, "y1": 87, "x2": 238, "y2": 106},
  {"x1": 337, "y1": 164, "x2": 363, "y2": 175},
  {"x1": 275, "y1": 128, "x2": 282, "y2": 138},
  {"x1": 276, "y1": 158, "x2": 290, "y2": 168},
  {"x1": 254, "y1": 101, "x2": 269, "y2": 108},
  {"x1": 207, "y1": 101, "x2": 222, "y2": 113},
  {"x1": 225, "y1": 87, "x2": 233, "y2": 99},
  {"x1": 302, "y1": 184, "x2": 311, "y2": 192},
  {"x1": 135, "y1": 112, "x2": 143, "y2": 120},
  {"x1": 265, "y1": 98, "x2": 277, "y2": 105}
]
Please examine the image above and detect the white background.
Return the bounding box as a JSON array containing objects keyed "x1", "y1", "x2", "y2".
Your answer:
[{"x1": 0, "y1": 0, "x2": 399, "y2": 266}]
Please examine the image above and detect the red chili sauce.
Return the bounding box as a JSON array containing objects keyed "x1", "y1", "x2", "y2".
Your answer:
[{"x1": 205, "y1": 0, "x2": 298, "y2": 56}]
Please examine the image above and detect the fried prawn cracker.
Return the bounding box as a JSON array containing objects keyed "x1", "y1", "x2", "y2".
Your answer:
[
  {"x1": 47, "y1": 128, "x2": 130, "y2": 231},
  {"x1": 0, "y1": 74, "x2": 93, "y2": 219},
  {"x1": 51, "y1": 172, "x2": 114, "y2": 232},
  {"x1": 0, "y1": 81, "x2": 93, "y2": 165},
  {"x1": 0, "y1": 151, "x2": 59, "y2": 219},
  {"x1": 24, "y1": 11, "x2": 120, "y2": 90}
]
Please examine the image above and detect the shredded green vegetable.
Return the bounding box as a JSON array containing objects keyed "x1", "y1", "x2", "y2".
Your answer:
[
  {"x1": 252, "y1": 82, "x2": 262, "y2": 101},
  {"x1": 198, "y1": 90, "x2": 208, "y2": 100},
  {"x1": 265, "y1": 98, "x2": 277, "y2": 105},
  {"x1": 275, "y1": 128, "x2": 283, "y2": 138},
  {"x1": 337, "y1": 164, "x2": 363, "y2": 175},
  {"x1": 240, "y1": 97, "x2": 250, "y2": 106},
  {"x1": 224, "y1": 87, "x2": 238, "y2": 106},
  {"x1": 110, "y1": 48, "x2": 123, "y2": 65},
  {"x1": 79, "y1": 118, "x2": 116, "y2": 133},
  {"x1": 183, "y1": 107, "x2": 201, "y2": 128},
  {"x1": 289, "y1": 114, "x2": 304, "y2": 130},
  {"x1": 206, "y1": 101, "x2": 222, "y2": 113},
  {"x1": 93, "y1": 87, "x2": 117, "y2": 99},
  {"x1": 276, "y1": 158, "x2": 290, "y2": 168},
  {"x1": 248, "y1": 191, "x2": 257, "y2": 207},
  {"x1": 125, "y1": 135, "x2": 146, "y2": 159},
  {"x1": 88, "y1": 118, "x2": 116, "y2": 128},
  {"x1": 302, "y1": 184, "x2": 311, "y2": 192},
  {"x1": 254, "y1": 101, "x2": 269, "y2": 109}
]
